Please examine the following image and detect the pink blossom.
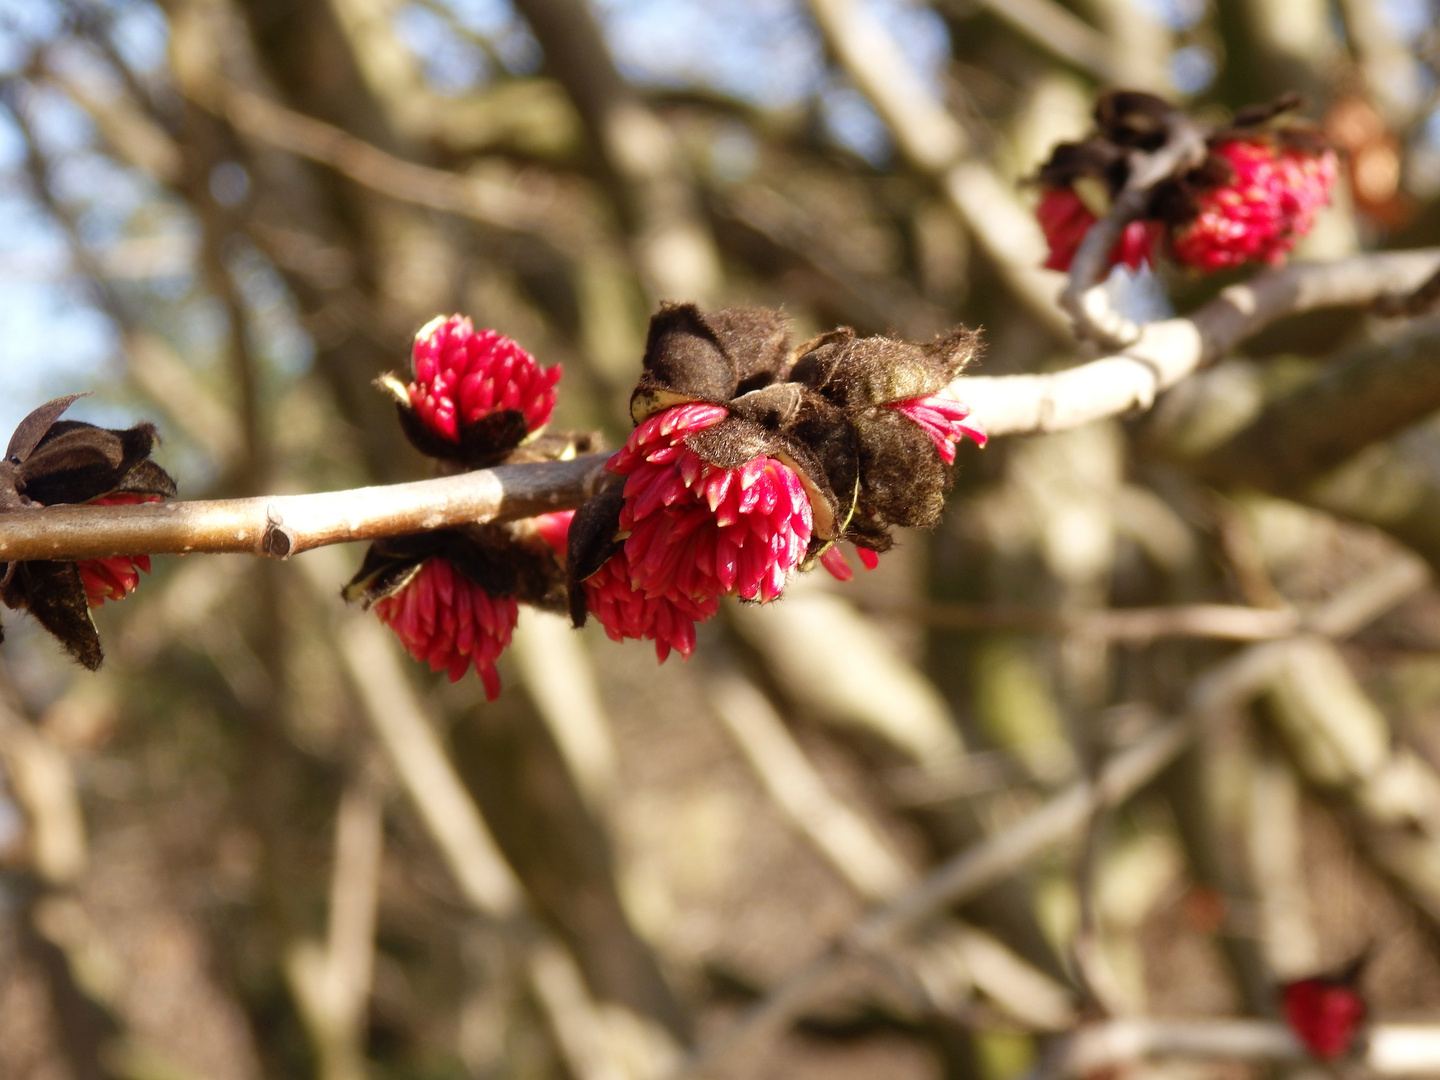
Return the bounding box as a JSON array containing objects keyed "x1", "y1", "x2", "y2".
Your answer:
[
  {"x1": 1171, "y1": 140, "x2": 1337, "y2": 271},
  {"x1": 584, "y1": 402, "x2": 814, "y2": 659},
  {"x1": 533, "y1": 510, "x2": 576, "y2": 557},
  {"x1": 888, "y1": 395, "x2": 988, "y2": 464},
  {"x1": 373, "y1": 558, "x2": 518, "y2": 700},
  {"x1": 408, "y1": 315, "x2": 561, "y2": 442},
  {"x1": 818, "y1": 544, "x2": 881, "y2": 582}
]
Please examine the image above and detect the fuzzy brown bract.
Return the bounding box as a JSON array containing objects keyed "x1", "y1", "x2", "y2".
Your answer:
[{"x1": 567, "y1": 304, "x2": 982, "y2": 626}]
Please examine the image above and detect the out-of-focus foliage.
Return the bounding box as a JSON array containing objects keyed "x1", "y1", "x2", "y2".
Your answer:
[{"x1": 4, "y1": 1, "x2": 1440, "y2": 1078}]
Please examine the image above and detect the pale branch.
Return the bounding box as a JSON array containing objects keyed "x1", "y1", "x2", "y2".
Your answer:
[
  {"x1": 2, "y1": 253, "x2": 1439, "y2": 564},
  {"x1": 0, "y1": 454, "x2": 610, "y2": 564},
  {"x1": 961, "y1": 249, "x2": 1440, "y2": 437}
]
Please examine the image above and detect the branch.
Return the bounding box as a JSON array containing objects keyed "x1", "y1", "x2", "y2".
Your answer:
[
  {"x1": 676, "y1": 562, "x2": 1415, "y2": 1078},
  {"x1": 215, "y1": 84, "x2": 576, "y2": 243},
  {"x1": 960, "y1": 249, "x2": 1440, "y2": 437},
  {"x1": 950, "y1": 0, "x2": 1118, "y2": 83},
  {"x1": 512, "y1": 0, "x2": 724, "y2": 304},
  {"x1": 0, "y1": 454, "x2": 609, "y2": 563},
  {"x1": 675, "y1": 719, "x2": 1192, "y2": 1079},
  {"x1": 1, "y1": 252, "x2": 1437, "y2": 564},
  {"x1": 871, "y1": 600, "x2": 1302, "y2": 641}
]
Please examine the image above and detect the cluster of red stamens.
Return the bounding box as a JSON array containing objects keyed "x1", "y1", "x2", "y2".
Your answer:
[
  {"x1": 584, "y1": 402, "x2": 814, "y2": 660},
  {"x1": 408, "y1": 314, "x2": 560, "y2": 441},
  {"x1": 373, "y1": 558, "x2": 518, "y2": 699},
  {"x1": 1170, "y1": 139, "x2": 1338, "y2": 271},
  {"x1": 1036, "y1": 188, "x2": 1164, "y2": 273}
]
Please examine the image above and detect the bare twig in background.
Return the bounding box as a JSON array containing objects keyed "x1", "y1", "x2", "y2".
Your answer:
[
  {"x1": 681, "y1": 554, "x2": 1424, "y2": 1077},
  {"x1": 1027, "y1": 1018, "x2": 1440, "y2": 1078},
  {"x1": 677, "y1": 718, "x2": 1190, "y2": 1079},
  {"x1": 865, "y1": 600, "x2": 1303, "y2": 640},
  {"x1": 805, "y1": 0, "x2": 1072, "y2": 334},
  {"x1": 286, "y1": 778, "x2": 384, "y2": 1080},
  {"x1": 948, "y1": 0, "x2": 1118, "y2": 83},
  {"x1": 303, "y1": 551, "x2": 524, "y2": 920},
  {"x1": 217, "y1": 84, "x2": 571, "y2": 241},
  {"x1": 512, "y1": 0, "x2": 723, "y2": 305}
]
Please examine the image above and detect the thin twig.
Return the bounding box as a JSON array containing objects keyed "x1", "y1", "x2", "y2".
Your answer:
[
  {"x1": 949, "y1": 0, "x2": 1118, "y2": 83},
  {"x1": 217, "y1": 84, "x2": 574, "y2": 243},
  {"x1": 676, "y1": 557, "x2": 1422, "y2": 1079},
  {"x1": 805, "y1": 0, "x2": 1073, "y2": 335},
  {"x1": 865, "y1": 600, "x2": 1301, "y2": 640},
  {"x1": 673, "y1": 719, "x2": 1191, "y2": 1079}
]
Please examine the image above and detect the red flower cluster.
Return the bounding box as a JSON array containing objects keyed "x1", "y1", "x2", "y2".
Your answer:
[
  {"x1": 1034, "y1": 93, "x2": 1336, "y2": 278},
  {"x1": 77, "y1": 493, "x2": 161, "y2": 608},
  {"x1": 373, "y1": 558, "x2": 517, "y2": 699},
  {"x1": 1281, "y1": 974, "x2": 1367, "y2": 1061},
  {"x1": 365, "y1": 308, "x2": 987, "y2": 692},
  {"x1": 369, "y1": 318, "x2": 562, "y2": 700},
  {"x1": 1170, "y1": 139, "x2": 1338, "y2": 271},
  {"x1": 584, "y1": 402, "x2": 814, "y2": 660},
  {"x1": 408, "y1": 315, "x2": 560, "y2": 441},
  {"x1": 1036, "y1": 187, "x2": 1164, "y2": 273}
]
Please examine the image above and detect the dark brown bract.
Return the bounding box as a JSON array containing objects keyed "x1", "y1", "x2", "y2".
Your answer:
[{"x1": 0, "y1": 394, "x2": 177, "y2": 670}]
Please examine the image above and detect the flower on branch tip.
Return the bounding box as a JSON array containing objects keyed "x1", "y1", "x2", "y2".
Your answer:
[
  {"x1": 567, "y1": 304, "x2": 985, "y2": 654},
  {"x1": 1034, "y1": 90, "x2": 1336, "y2": 276},
  {"x1": 381, "y1": 315, "x2": 562, "y2": 466},
  {"x1": 1280, "y1": 955, "x2": 1368, "y2": 1061},
  {"x1": 0, "y1": 393, "x2": 176, "y2": 670}
]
